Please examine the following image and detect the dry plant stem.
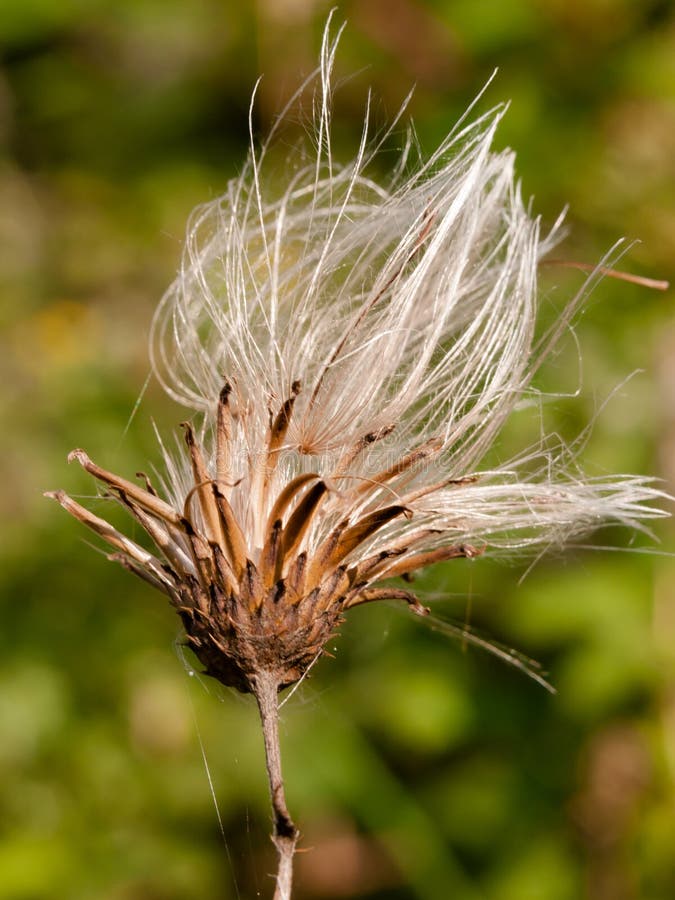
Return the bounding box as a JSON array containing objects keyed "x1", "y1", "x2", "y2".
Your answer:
[{"x1": 254, "y1": 671, "x2": 299, "y2": 900}]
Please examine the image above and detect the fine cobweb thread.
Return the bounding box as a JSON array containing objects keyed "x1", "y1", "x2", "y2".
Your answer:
[{"x1": 184, "y1": 662, "x2": 243, "y2": 900}]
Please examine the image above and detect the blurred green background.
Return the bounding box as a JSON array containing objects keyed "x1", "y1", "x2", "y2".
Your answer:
[{"x1": 2, "y1": 1, "x2": 675, "y2": 898}]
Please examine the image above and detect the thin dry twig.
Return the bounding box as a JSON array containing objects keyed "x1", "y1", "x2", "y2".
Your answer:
[{"x1": 254, "y1": 672, "x2": 299, "y2": 900}]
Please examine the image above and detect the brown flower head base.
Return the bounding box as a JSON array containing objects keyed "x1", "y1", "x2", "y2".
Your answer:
[{"x1": 47, "y1": 380, "x2": 482, "y2": 696}]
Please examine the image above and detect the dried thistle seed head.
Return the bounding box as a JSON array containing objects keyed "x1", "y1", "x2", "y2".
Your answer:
[
  {"x1": 47, "y1": 25, "x2": 668, "y2": 695},
  {"x1": 47, "y1": 394, "x2": 434, "y2": 694}
]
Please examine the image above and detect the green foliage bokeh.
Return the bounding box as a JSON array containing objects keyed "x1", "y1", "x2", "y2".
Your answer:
[{"x1": 2, "y1": 2, "x2": 674, "y2": 898}]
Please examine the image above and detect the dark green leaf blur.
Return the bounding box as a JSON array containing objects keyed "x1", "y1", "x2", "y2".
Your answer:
[{"x1": 2, "y1": 2, "x2": 674, "y2": 898}]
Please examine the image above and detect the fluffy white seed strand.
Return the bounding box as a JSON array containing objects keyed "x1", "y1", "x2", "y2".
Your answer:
[{"x1": 148, "y1": 25, "x2": 666, "y2": 564}]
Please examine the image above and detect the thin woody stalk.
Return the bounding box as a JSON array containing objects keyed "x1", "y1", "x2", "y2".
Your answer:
[{"x1": 254, "y1": 673, "x2": 298, "y2": 900}]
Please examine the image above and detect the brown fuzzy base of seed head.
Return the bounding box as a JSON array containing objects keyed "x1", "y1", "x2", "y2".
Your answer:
[{"x1": 176, "y1": 569, "x2": 346, "y2": 694}]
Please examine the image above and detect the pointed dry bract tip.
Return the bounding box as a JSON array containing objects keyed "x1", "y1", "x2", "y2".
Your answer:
[
  {"x1": 463, "y1": 544, "x2": 486, "y2": 558},
  {"x1": 45, "y1": 490, "x2": 93, "y2": 520},
  {"x1": 413, "y1": 604, "x2": 431, "y2": 617},
  {"x1": 67, "y1": 448, "x2": 90, "y2": 466}
]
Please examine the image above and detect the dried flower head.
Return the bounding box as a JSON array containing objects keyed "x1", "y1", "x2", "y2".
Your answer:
[
  {"x1": 47, "y1": 22, "x2": 668, "y2": 899},
  {"x1": 47, "y1": 29, "x2": 667, "y2": 696}
]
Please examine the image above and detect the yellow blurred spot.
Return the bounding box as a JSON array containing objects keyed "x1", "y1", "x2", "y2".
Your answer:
[{"x1": 12, "y1": 299, "x2": 101, "y2": 373}]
